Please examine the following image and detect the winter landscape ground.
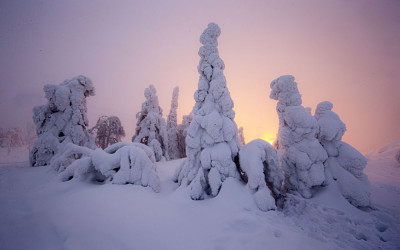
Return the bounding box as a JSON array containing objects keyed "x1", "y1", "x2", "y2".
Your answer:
[{"x1": 0, "y1": 140, "x2": 399, "y2": 250}]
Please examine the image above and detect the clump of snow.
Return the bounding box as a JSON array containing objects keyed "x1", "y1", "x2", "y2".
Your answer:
[
  {"x1": 55, "y1": 142, "x2": 160, "y2": 192},
  {"x1": 270, "y1": 75, "x2": 327, "y2": 198},
  {"x1": 315, "y1": 101, "x2": 370, "y2": 207},
  {"x1": 174, "y1": 23, "x2": 240, "y2": 200},
  {"x1": 239, "y1": 139, "x2": 284, "y2": 211},
  {"x1": 167, "y1": 87, "x2": 180, "y2": 160},
  {"x1": 30, "y1": 76, "x2": 95, "y2": 167},
  {"x1": 132, "y1": 85, "x2": 169, "y2": 162}
]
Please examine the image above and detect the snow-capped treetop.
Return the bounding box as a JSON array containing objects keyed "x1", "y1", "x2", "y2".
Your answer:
[
  {"x1": 167, "y1": 87, "x2": 180, "y2": 160},
  {"x1": 200, "y1": 22, "x2": 221, "y2": 47},
  {"x1": 270, "y1": 75, "x2": 302, "y2": 117},
  {"x1": 315, "y1": 101, "x2": 346, "y2": 144}
]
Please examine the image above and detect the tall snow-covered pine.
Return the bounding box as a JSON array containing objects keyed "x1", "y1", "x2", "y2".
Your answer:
[
  {"x1": 174, "y1": 23, "x2": 240, "y2": 199},
  {"x1": 167, "y1": 86, "x2": 180, "y2": 160}
]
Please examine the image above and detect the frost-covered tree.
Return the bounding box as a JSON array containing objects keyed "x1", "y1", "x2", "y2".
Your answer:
[
  {"x1": 176, "y1": 112, "x2": 193, "y2": 158},
  {"x1": 315, "y1": 101, "x2": 370, "y2": 207},
  {"x1": 239, "y1": 139, "x2": 284, "y2": 211},
  {"x1": 30, "y1": 75, "x2": 95, "y2": 167},
  {"x1": 173, "y1": 23, "x2": 240, "y2": 200},
  {"x1": 167, "y1": 87, "x2": 180, "y2": 160},
  {"x1": 52, "y1": 142, "x2": 160, "y2": 192},
  {"x1": 5, "y1": 127, "x2": 25, "y2": 154},
  {"x1": 90, "y1": 115, "x2": 125, "y2": 149},
  {"x1": 270, "y1": 75, "x2": 327, "y2": 198},
  {"x1": 238, "y1": 126, "x2": 246, "y2": 147},
  {"x1": 132, "y1": 85, "x2": 169, "y2": 162},
  {"x1": 24, "y1": 122, "x2": 37, "y2": 151}
]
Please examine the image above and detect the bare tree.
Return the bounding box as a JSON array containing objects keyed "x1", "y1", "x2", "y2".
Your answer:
[
  {"x1": 5, "y1": 127, "x2": 25, "y2": 155},
  {"x1": 90, "y1": 115, "x2": 126, "y2": 149}
]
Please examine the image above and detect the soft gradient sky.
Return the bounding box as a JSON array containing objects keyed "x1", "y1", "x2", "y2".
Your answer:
[{"x1": 0, "y1": 0, "x2": 399, "y2": 153}]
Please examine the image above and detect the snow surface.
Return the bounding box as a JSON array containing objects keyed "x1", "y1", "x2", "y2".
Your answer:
[{"x1": 1, "y1": 144, "x2": 400, "y2": 250}]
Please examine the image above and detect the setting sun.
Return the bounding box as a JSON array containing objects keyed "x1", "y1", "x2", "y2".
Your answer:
[{"x1": 261, "y1": 134, "x2": 276, "y2": 145}]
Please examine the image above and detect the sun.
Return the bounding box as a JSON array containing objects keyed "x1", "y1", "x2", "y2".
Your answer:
[{"x1": 261, "y1": 134, "x2": 276, "y2": 145}]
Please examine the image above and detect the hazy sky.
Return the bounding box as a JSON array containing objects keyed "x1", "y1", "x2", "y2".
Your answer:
[{"x1": 0, "y1": 0, "x2": 399, "y2": 153}]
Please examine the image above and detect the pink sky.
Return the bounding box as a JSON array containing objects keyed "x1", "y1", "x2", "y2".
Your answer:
[{"x1": 0, "y1": 0, "x2": 399, "y2": 153}]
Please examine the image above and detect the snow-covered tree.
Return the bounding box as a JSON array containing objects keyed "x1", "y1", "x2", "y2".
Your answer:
[
  {"x1": 132, "y1": 85, "x2": 169, "y2": 162},
  {"x1": 315, "y1": 101, "x2": 370, "y2": 207},
  {"x1": 167, "y1": 87, "x2": 180, "y2": 160},
  {"x1": 238, "y1": 126, "x2": 246, "y2": 147},
  {"x1": 173, "y1": 23, "x2": 240, "y2": 200},
  {"x1": 270, "y1": 75, "x2": 327, "y2": 198},
  {"x1": 239, "y1": 139, "x2": 284, "y2": 211},
  {"x1": 176, "y1": 112, "x2": 193, "y2": 158},
  {"x1": 90, "y1": 115, "x2": 125, "y2": 149},
  {"x1": 53, "y1": 142, "x2": 160, "y2": 192},
  {"x1": 30, "y1": 75, "x2": 95, "y2": 167}
]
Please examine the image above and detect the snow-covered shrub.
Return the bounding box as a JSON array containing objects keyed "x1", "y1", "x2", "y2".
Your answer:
[
  {"x1": 176, "y1": 112, "x2": 193, "y2": 158},
  {"x1": 90, "y1": 115, "x2": 125, "y2": 149},
  {"x1": 239, "y1": 139, "x2": 283, "y2": 211},
  {"x1": 315, "y1": 101, "x2": 370, "y2": 207},
  {"x1": 167, "y1": 87, "x2": 180, "y2": 160},
  {"x1": 173, "y1": 23, "x2": 240, "y2": 200},
  {"x1": 132, "y1": 85, "x2": 169, "y2": 162},
  {"x1": 238, "y1": 127, "x2": 246, "y2": 147},
  {"x1": 270, "y1": 75, "x2": 327, "y2": 198},
  {"x1": 30, "y1": 76, "x2": 95, "y2": 167},
  {"x1": 54, "y1": 142, "x2": 160, "y2": 192}
]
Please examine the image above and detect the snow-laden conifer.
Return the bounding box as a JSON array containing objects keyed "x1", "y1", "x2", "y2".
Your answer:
[
  {"x1": 270, "y1": 75, "x2": 327, "y2": 198},
  {"x1": 176, "y1": 112, "x2": 193, "y2": 158},
  {"x1": 173, "y1": 23, "x2": 240, "y2": 199},
  {"x1": 30, "y1": 75, "x2": 95, "y2": 167},
  {"x1": 132, "y1": 85, "x2": 169, "y2": 161},
  {"x1": 315, "y1": 101, "x2": 370, "y2": 207},
  {"x1": 167, "y1": 87, "x2": 180, "y2": 160}
]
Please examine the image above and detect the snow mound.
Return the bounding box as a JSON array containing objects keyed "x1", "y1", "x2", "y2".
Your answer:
[
  {"x1": 55, "y1": 143, "x2": 160, "y2": 192},
  {"x1": 239, "y1": 139, "x2": 283, "y2": 211}
]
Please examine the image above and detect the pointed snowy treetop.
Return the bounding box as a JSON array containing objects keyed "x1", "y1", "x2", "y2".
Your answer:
[
  {"x1": 200, "y1": 22, "x2": 221, "y2": 46},
  {"x1": 270, "y1": 75, "x2": 302, "y2": 111}
]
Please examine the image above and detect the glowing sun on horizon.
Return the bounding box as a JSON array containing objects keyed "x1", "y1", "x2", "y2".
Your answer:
[{"x1": 261, "y1": 134, "x2": 276, "y2": 145}]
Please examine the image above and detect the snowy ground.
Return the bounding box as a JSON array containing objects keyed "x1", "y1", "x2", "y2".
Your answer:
[{"x1": 0, "y1": 143, "x2": 399, "y2": 250}]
